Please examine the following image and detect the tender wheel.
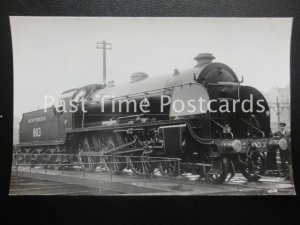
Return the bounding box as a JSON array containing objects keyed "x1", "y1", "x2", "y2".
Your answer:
[
  {"x1": 241, "y1": 150, "x2": 266, "y2": 182},
  {"x1": 23, "y1": 148, "x2": 32, "y2": 165},
  {"x1": 30, "y1": 149, "x2": 40, "y2": 168},
  {"x1": 200, "y1": 153, "x2": 229, "y2": 184},
  {"x1": 67, "y1": 154, "x2": 78, "y2": 168},
  {"x1": 52, "y1": 154, "x2": 62, "y2": 170},
  {"x1": 16, "y1": 149, "x2": 25, "y2": 165},
  {"x1": 41, "y1": 149, "x2": 52, "y2": 169}
]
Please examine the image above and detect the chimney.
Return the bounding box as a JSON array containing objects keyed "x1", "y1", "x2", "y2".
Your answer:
[
  {"x1": 130, "y1": 72, "x2": 149, "y2": 83},
  {"x1": 194, "y1": 53, "x2": 215, "y2": 67}
]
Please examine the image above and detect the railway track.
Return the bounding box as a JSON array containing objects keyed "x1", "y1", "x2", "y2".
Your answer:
[{"x1": 10, "y1": 165, "x2": 295, "y2": 195}]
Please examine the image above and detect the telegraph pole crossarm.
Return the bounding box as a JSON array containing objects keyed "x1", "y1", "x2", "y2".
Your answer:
[{"x1": 96, "y1": 41, "x2": 112, "y2": 86}]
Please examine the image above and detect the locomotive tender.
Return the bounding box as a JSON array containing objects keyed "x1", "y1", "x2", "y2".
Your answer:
[{"x1": 17, "y1": 53, "x2": 288, "y2": 183}]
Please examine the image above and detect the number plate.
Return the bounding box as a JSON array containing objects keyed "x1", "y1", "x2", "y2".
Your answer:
[
  {"x1": 252, "y1": 139, "x2": 268, "y2": 151},
  {"x1": 33, "y1": 127, "x2": 41, "y2": 138}
]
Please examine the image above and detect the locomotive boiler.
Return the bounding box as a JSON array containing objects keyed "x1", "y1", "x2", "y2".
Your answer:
[{"x1": 17, "y1": 53, "x2": 288, "y2": 183}]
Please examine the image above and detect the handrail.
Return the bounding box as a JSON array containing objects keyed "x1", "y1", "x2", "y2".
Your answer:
[
  {"x1": 86, "y1": 82, "x2": 201, "y2": 103},
  {"x1": 239, "y1": 118, "x2": 265, "y2": 138}
]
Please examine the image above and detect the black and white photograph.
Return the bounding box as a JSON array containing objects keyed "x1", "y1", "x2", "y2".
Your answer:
[{"x1": 9, "y1": 16, "x2": 295, "y2": 195}]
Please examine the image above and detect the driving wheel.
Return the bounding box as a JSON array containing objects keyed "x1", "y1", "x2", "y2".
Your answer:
[
  {"x1": 100, "y1": 133, "x2": 126, "y2": 172},
  {"x1": 158, "y1": 160, "x2": 178, "y2": 176},
  {"x1": 78, "y1": 134, "x2": 100, "y2": 172}
]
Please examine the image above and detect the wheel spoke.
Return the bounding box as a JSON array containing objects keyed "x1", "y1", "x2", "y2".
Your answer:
[
  {"x1": 158, "y1": 160, "x2": 177, "y2": 176},
  {"x1": 78, "y1": 135, "x2": 100, "y2": 172},
  {"x1": 99, "y1": 133, "x2": 126, "y2": 173}
]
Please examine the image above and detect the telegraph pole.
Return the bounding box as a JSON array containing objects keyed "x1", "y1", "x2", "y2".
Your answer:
[
  {"x1": 276, "y1": 96, "x2": 280, "y2": 132},
  {"x1": 96, "y1": 41, "x2": 112, "y2": 86}
]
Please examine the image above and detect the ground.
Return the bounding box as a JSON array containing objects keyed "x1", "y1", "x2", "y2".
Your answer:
[{"x1": 9, "y1": 167, "x2": 296, "y2": 195}]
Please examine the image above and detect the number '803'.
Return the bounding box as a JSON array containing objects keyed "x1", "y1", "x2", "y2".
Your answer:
[{"x1": 33, "y1": 127, "x2": 41, "y2": 137}]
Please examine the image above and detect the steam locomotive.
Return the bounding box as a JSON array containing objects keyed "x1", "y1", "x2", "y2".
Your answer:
[{"x1": 17, "y1": 53, "x2": 288, "y2": 183}]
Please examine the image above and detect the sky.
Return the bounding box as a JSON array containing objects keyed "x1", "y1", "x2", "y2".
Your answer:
[{"x1": 10, "y1": 17, "x2": 292, "y2": 119}]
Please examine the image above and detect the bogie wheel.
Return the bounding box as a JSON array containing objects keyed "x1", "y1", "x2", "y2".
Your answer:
[
  {"x1": 200, "y1": 153, "x2": 229, "y2": 184},
  {"x1": 241, "y1": 149, "x2": 266, "y2": 182}
]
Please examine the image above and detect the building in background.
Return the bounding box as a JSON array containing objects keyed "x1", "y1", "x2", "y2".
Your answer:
[
  {"x1": 13, "y1": 116, "x2": 20, "y2": 145},
  {"x1": 263, "y1": 84, "x2": 290, "y2": 133}
]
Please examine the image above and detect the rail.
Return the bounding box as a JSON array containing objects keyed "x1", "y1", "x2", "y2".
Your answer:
[{"x1": 11, "y1": 153, "x2": 183, "y2": 195}]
